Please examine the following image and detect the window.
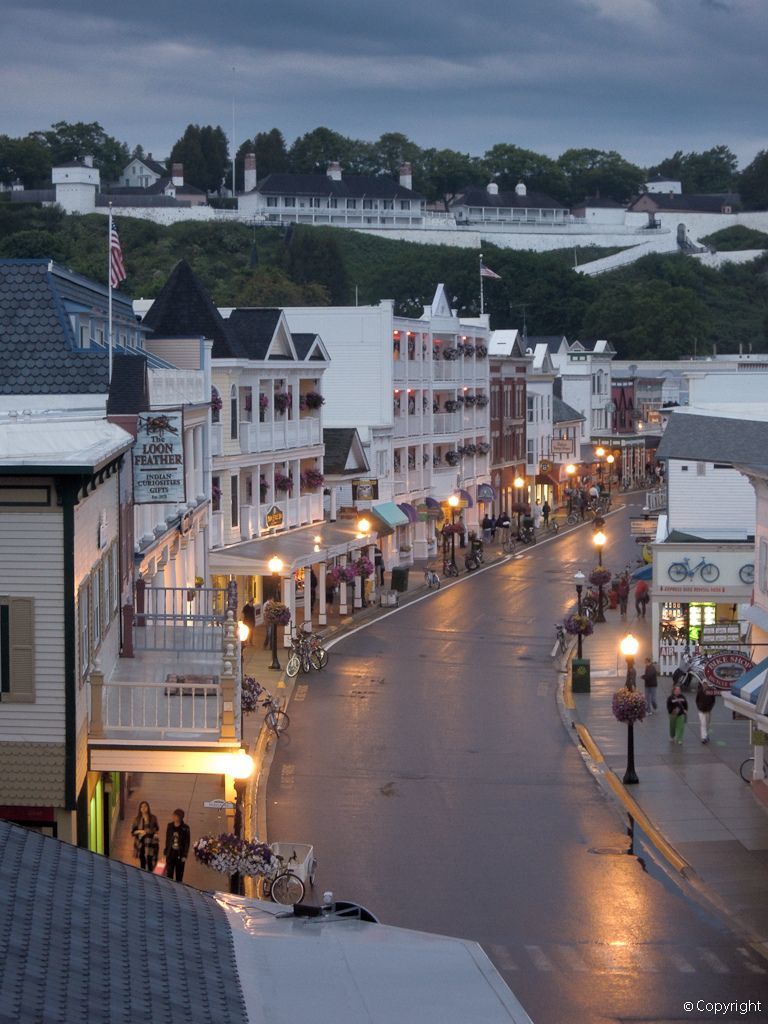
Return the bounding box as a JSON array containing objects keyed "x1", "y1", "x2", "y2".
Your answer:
[
  {"x1": 0, "y1": 597, "x2": 34, "y2": 703},
  {"x1": 110, "y1": 540, "x2": 120, "y2": 617},
  {"x1": 346, "y1": 199, "x2": 357, "y2": 210},
  {"x1": 527, "y1": 439, "x2": 535, "y2": 467},
  {"x1": 212, "y1": 475, "x2": 221, "y2": 512},
  {"x1": 231, "y1": 475, "x2": 239, "y2": 529},
  {"x1": 363, "y1": 199, "x2": 373, "y2": 210},
  {"x1": 284, "y1": 196, "x2": 296, "y2": 207},
  {"x1": 91, "y1": 569, "x2": 101, "y2": 651},
  {"x1": 78, "y1": 585, "x2": 89, "y2": 683},
  {"x1": 329, "y1": 198, "x2": 338, "y2": 209},
  {"x1": 230, "y1": 386, "x2": 238, "y2": 440},
  {"x1": 102, "y1": 557, "x2": 110, "y2": 634},
  {"x1": 527, "y1": 395, "x2": 534, "y2": 423},
  {"x1": 310, "y1": 197, "x2": 322, "y2": 208},
  {"x1": 399, "y1": 200, "x2": 410, "y2": 211},
  {"x1": 383, "y1": 200, "x2": 393, "y2": 210},
  {"x1": 267, "y1": 197, "x2": 278, "y2": 207},
  {"x1": 377, "y1": 450, "x2": 388, "y2": 476}
]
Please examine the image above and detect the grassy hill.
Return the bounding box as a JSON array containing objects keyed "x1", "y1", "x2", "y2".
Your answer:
[{"x1": 1, "y1": 198, "x2": 766, "y2": 359}]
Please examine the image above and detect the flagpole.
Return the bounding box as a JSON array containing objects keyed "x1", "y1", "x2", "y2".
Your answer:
[
  {"x1": 479, "y1": 252, "x2": 484, "y2": 317},
  {"x1": 108, "y1": 203, "x2": 113, "y2": 384}
]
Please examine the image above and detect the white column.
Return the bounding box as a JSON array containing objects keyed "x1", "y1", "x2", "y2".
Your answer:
[
  {"x1": 318, "y1": 561, "x2": 327, "y2": 626},
  {"x1": 194, "y1": 528, "x2": 205, "y2": 583},
  {"x1": 282, "y1": 575, "x2": 294, "y2": 647},
  {"x1": 193, "y1": 425, "x2": 204, "y2": 499},
  {"x1": 339, "y1": 561, "x2": 348, "y2": 615},
  {"x1": 330, "y1": 486, "x2": 338, "y2": 522},
  {"x1": 183, "y1": 429, "x2": 194, "y2": 507},
  {"x1": 303, "y1": 566, "x2": 312, "y2": 629},
  {"x1": 353, "y1": 554, "x2": 362, "y2": 609}
]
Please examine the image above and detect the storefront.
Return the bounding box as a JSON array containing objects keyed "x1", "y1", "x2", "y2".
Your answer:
[{"x1": 651, "y1": 540, "x2": 754, "y2": 666}]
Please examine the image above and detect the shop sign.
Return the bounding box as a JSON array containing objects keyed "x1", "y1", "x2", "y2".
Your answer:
[
  {"x1": 265, "y1": 505, "x2": 284, "y2": 528},
  {"x1": 551, "y1": 439, "x2": 573, "y2": 454},
  {"x1": 352, "y1": 478, "x2": 379, "y2": 501},
  {"x1": 133, "y1": 409, "x2": 185, "y2": 505},
  {"x1": 703, "y1": 650, "x2": 754, "y2": 691},
  {"x1": 417, "y1": 502, "x2": 441, "y2": 521},
  {"x1": 539, "y1": 460, "x2": 552, "y2": 474}
]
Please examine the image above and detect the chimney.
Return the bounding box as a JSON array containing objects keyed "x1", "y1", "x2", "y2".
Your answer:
[
  {"x1": 326, "y1": 161, "x2": 342, "y2": 181},
  {"x1": 172, "y1": 163, "x2": 184, "y2": 187},
  {"x1": 515, "y1": 181, "x2": 527, "y2": 196},
  {"x1": 487, "y1": 181, "x2": 499, "y2": 196},
  {"x1": 399, "y1": 162, "x2": 413, "y2": 190},
  {"x1": 244, "y1": 152, "x2": 257, "y2": 192},
  {"x1": 83, "y1": 155, "x2": 94, "y2": 168}
]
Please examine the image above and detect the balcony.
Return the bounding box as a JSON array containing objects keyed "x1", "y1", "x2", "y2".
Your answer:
[
  {"x1": 432, "y1": 359, "x2": 460, "y2": 383},
  {"x1": 148, "y1": 369, "x2": 206, "y2": 407},
  {"x1": 239, "y1": 416, "x2": 322, "y2": 454},
  {"x1": 433, "y1": 412, "x2": 461, "y2": 434},
  {"x1": 210, "y1": 510, "x2": 225, "y2": 548}
]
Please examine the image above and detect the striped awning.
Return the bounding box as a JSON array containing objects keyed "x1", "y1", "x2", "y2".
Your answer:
[
  {"x1": 397, "y1": 502, "x2": 420, "y2": 524},
  {"x1": 730, "y1": 657, "x2": 768, "y2": 707},
  {"x1": 457, "y1": 489, "x2": 474, "y2": 508},
  {"x1": 424, "y1": 497, "x2": 442, "y2": 509},
  {"x1": 369, "y1": 502, "x2": 409, "y2": 536}
]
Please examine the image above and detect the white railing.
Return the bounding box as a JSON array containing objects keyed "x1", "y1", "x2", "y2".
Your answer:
[
  {"x1": 102, "y1": 679, "x2": 221, "y2": 738},
  {"x1": 393, "y1": 415, "x2": 407, "y2": 439},
  {"x1": 210, "y1": 511, "x2": 225, "y2": 548},
  {"x1": 210, "y1": 423, "x2": 223, "y2": 456},
  {"x1": 248, "y1": 416, "x2": 322, "y2": 453},
  {"x1": 432, "y1": 360, "x2": 460, "y2": 382},
  {"x1": 133, "y1": 586, "x2": 229, "y2": 652},
  {"x1": 393, "y1": 475, "x2": 407, "y2": 494},
  {"x1": 240, "y1": 504, "x2": 258, "y2": 539},
  {"x1": 646, "y1": 487, "x2": 666, "y2": 512},
  {"x1": 433, "y1": 413, "x2": 461, "y2": 434},
  {"x1": 148, "y1": 369, "x2": 206, "y2": 407}
]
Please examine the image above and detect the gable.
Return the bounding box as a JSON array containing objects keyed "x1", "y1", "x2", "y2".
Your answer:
[
  {"x1": 267, "y1": 316, "x2": 297, "y2": 360},
  {"x1": 430, "y1": 284, "x2": 452, "y2": 318}
]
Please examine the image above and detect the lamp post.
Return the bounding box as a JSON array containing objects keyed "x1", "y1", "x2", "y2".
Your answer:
[
  {"x1": 267, "y1": 555, "x2": 283, "y2": 671},
  {"x1": 606, "y1": 454, "x2": 615, "y2": 497},
  {"x1": 574, "y1": 571, "x2": 586, "y2": 659},
  {"x1": 593, "y1": 531, "x2": 606, "y2": 623},
  {"x1": 236, "y1": 620, "x2": 250, "y2": 686},
  {"x1": 565, "y1": 463, "x2": 576, "y2": 513},
  {"x1": 447, "y1": 494, "x2": 459, "y2": 569},
  {"x1": 620, "y1": 634, "x2": 640, "y2": 785},
  {"x1": 595, "y1": 446, "x2": 605, "y2": 493},
  {"x1": 229, "y1": 750, "x2": 255, "y2": 895},
  {"x1": 356, "y1": 517, "x2": 371, "y2": 606},
  {"x1": 513, "y1": 475, "x2": 525, "y2": 531}
]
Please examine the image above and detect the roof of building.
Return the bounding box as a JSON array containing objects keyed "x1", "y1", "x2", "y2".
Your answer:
[
  {"x1": 226, "y1": 309, "x2": 283, "y2": 359},
  {"x1": 0, "y1": 260, "x2": 123, "y2": 394},
  {"x1": 572, "y1": 196, "x2": 624, "y2": 209},
  {"x1": 0, "y1": 418, "x2": 133, "y2": 472},
  {"x1": 526, "y1": 335, "x2": 569, "y2": 353},
  {"x1": 0, "y1": 744, "x2": 65, "y2": 805},
  {"x1": 0, "y1": 820, "x2": 248, "y2": 1024},
  {"x1": 251, "y1": 172, "x2": 422, "y2": 200},
  {"x1": 142, "y1": 260, "x2": 235, "y2": 358},
  {"x1": 130, "y1": 155, "x2": 167, "y2": 176},
  {"x1": 552, "y1": 396, "x2": 585, "y2": 424},
  {"x1": 655, "y1": 411, "x2": 768, "y2": 473},
  {"x1": 105, "y1": 180, "x2": 206, "y2": 198},
  {"x1": 451, "y1": 186, "x2": 566, "y2": 210},
  {"x1": 291, "y1": 333, "x2": 318, "y2": 359},
  {"x1": 323, "y1": 428, "x2": 364, "y2": 475},
  {"x1": 646, "y1": 174, "x2": 681, "y2": 183},
  {"x1": 628, "y1": 192, "x2": 741, "y2": 213}
]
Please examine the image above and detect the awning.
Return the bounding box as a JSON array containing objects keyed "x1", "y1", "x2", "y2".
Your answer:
[
  {"x1": 742, "y1": 604, "x2": 768, "y2": 634},
  {"x1": 730, "y1": 656, "x2": 768, "y2": 707},
  {"x1": 397, "y1": 502, "x2": 420, "y2": 524},
  {"x1": 424, "y1": 497, "x2": 442, "y2": 509},
  {"x1": 477, "y1": 483, "x2": 495, "y2": 501},
  {"x1": 457, "y1": 489, "x2": 474, "y2": 508},
  {"x1": 372, "y1": 502, "x2": 409, "y2": 528},
  {"x1": 631, "y1": 564, "x2": 652, "y2": 582},
  {"x1": 209, "y1": 519, "x2": 380, "y2": 575}
]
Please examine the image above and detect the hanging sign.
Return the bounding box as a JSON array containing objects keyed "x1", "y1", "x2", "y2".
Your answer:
[
  {"x1": 265, "y1": 505, "x2": 284, "y2": 528},
  {"x1": 352, "y1": 478, "x2": 379, "y2": 501},
  {"x1": 703, "y1": 650, "x2": 754, "y2": 691},
  {"x1": 133, "y1": 410, "x2": 185, "y2": 505}
]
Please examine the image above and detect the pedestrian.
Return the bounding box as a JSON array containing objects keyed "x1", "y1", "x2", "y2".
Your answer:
[
  {"x1": 458, "y1": 516, "x2": 466, "y2": 549},
  {"x1": 617, "y1": 575, "x2": 630, "y2": 619},
  {"x1": 641, "y1": 658, "x2": 658, "y2": 714},
  {"x1": 164, "y1": 808, "x2": 191, "y2": 881},
  {"x1": 131, "y1": 800, "x2": 160, "y2": 871},
  {"x1": 667, "y1": 684, "x2": 688, "y2": 745},
  {"x1": 481, "y1": 514, "x2": 493, "y2": 544},
  {"x1": 542, "y1": 501, "x2": 551, "y2": 528},
  {"x1": 241, "y1": 598, "x2": 256, "y2": 644},
  {"x1": 695, "y1": 679, "x2": 717, "y2": 744},
  {"x1": 634, "y1": 579, "x2": 649, "y2": 618},
  {"x1": 374, "y1": 546, "x2": 385, "y2": 586},
  {"x1": 309, "y1": 568, "x2": 317, "y2": 611},
  {"x1": 533, "y1": 502, "x2": 542, "y2": 529},
  {"x1": 579, "y1": 492, "x2": 588, "y2": 521}
]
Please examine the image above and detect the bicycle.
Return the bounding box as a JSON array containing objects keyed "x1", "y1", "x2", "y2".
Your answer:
[
  {"x1": 257, "y1": 849, "x2": 311, "y2": 905},
  {"x1": 518, "y1": 525, "x2": 536, "y2": 545},
  {"x1": 424, "y1": 567, "x2": 441, "y2": 589},
  {"x1": 739, "y1": 756, "x2": 767, "y2": 783},
  {"x1": 464, "y1": 552, "x2": 480, "y2": 571},
  {"x1": 442, "y1": 558, "x2": 459, "y2": 578},
  {"x1": 261, "y1": 691, "x2": 290, "y2": 735},
  {"x1": 667, "y1": 556, "x2": 720, "y2": 583},
  {"x1": 545, "y1": 519, "x2": 560, "y2": 534},
  {"x1": 286, "y1": 627, "x2": 328, "y2": 677},
  {"x1": 554, "y1": 623, "x2": 566, "y2": 656},
  {"x1": 501, "y1": 533, "x2": 517, "y2": 555}
]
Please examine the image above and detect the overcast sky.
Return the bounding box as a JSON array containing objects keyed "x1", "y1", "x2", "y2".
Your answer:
[{"x1": 2, "y1": 0, "x2": 766, "y2": 168}]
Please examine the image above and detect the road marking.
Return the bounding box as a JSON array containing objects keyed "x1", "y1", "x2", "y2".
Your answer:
[
  {"x1": 293, "y1": 685, "x2": 308, "y2": 703},
  {"x1": 555, "y1": 945, "x2": 588, "y2": 972},
  {"x1": 525, "y1": 945, "x2": 554, "y2": 971},
  {"x1": 280, "y1": 763, "x2": 295, "y2": 789},
  {"x1": 737, "y1": 947, "x2": 767, "y2": 974},
  {"x1": 668, "y1": 950, "x2": 695, "y2": 973},
  {"x1": 697, "y1": 947, "x2": 729, "y2": 974},
  {"x1": 488, "y1": 945, "x2": 520, "y2": 971}
]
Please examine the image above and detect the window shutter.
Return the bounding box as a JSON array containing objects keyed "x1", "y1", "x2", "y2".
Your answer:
[{"x1": 6, "y1": 597, "x2": 35, "y2": 703}]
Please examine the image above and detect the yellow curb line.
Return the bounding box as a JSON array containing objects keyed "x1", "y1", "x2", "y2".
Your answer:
[
  {"x1": 603, "y1": 770, "x2": 691, "y2": 876},
  {"x1": 574, "y1": 723, "x2": 604, "y2": 763}
]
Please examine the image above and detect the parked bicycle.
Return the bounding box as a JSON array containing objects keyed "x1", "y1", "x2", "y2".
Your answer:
[
  {"x1": 424, "y1": 567, "x2": 441, "y2": 589},
  {"x1": 501, "y1": 533, "x2": 517, "y2": 555},
  {"x1": 286, "y1": 626, "x2": 328, "y2": 678},
  {"x1": 257, "y1": 847, "x2": 315, "y2": 905},
  {"x1": 518, "y1": 524, "x2": 536, "y2": 545},
  {"x1": 464, "y1": 551, "x2": 480, "y2": 571},
  {"x1": 554, "y1": 623, "x2": 566, "y2": 656},
  {"x1": 442, "y1": 558, "x2": 459, "y2": 578},
  {"x1": 253, "y1": 687, "x2": 289, "y2": 735},
  {"x1": 739, "y1": 756, "x2": 767, "y2": 783}
]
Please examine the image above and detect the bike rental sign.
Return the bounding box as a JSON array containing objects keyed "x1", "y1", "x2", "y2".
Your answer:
[{"x1": 654, "y1": 544, "x2": 754, "y2": 599}]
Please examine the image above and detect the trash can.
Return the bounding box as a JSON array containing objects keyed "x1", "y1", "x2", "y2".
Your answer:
[
  {"x1": 390, "y1": 567, "x2": 410, "y2": 593},
  {"x1": 572, "y1": 658, "x2": 591, "y2": 693}
]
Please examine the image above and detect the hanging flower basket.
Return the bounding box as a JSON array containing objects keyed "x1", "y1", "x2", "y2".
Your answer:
[
  {"x1": 259, "y1": 393, "x2": 269, "y2": 412},
  {"x1": 273, "y1": 392, "x2": 291, "y2": 414},
  {"x1": 476, "y1": 442, "x2": 490, "y2": 455},
  {"x1": 210, "y1": 387, "x2": 222, "y2": 413},
  {"x1": 462, "y1": 344, "x2": 475, "y2": 357},
  {"x1": 444, "y1": 400, "x2": 460, "y2": 413},
  {"x1": 303, "y1": 391, "x2": 325, "y2": 409},
  {"x1": 455, "y1": 394, "x2": 465, "y2": 404},
  {"x1": 433, "y1": 454, "x2": 442, "y2": 467},
  {"x1": 329, "y1": 564, "x2": 358, "y2": 585},
  {"x1": 263, "y1": 600, "x2": 291, "y2": 626},
  {"x1": 300, "y1": 468, "x2": 325, "y2": 491},
  {"x1": 193, "y1": 834, "x2": 275, "y2": 878},
  {"x1": 422, "y1": 452, "x2": 430, "y2": 465},
  {"x1": 475, "y1": 344, "x2": 488, "y2": 359},
  {"x1": 445, "y1": 450, "x2": 460, "y2": 466},
  {"x1": 464, "y1": 395, "x2": 477, "y2": 406},
  {"x1": 442, "y1": 347, "x2": 460, "y2": 361},
  {"x1": 241, "y1": 676, "x2": 264, "y2": 714},
  {"x1": 475, "y1": 395, "x2": 489, "y2": 408},
  {"x1": 612, "y1": 687, "x2": 647, "y2": 723},
  {"x1": 274, "y1": 472, "x2": 293, "y2": 493},
  {"x1": 589, "y1": 567, "x2": 612, "y2": 587},
  {"x1": 564, "y1": 613, "x2": 594, "y2": 637},
  {"x1": 463, "y1": 443, "x2": 478, "y2": 456},
  {"x1": 355, "y1": 556, "x2": 374, "y2": 579}
]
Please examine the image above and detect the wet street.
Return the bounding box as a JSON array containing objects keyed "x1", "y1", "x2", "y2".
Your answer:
[{"x1": 267, "y1": 505, "x2": 767, "y2": 1023}]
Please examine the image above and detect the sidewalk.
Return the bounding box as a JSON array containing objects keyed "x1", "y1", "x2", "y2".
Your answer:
[{"x1": 564, "y1": 605, "x2": 768, "y2": 945}]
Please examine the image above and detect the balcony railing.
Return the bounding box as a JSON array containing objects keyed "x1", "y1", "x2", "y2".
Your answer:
[
  {"x1": 133, "y1": 586, "x2": 229, "y2": 652},
  {"x1": 433, "y1": 412, "x2": 461, "y2": 434},
  {"x1": 101, "y1": 679, "x2": 221, "y2": 738},
  {"x1": 239, "y1": 417, "x2": 322, "y2": 454}
]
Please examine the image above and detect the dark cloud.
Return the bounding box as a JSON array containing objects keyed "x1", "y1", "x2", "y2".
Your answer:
[{"x1": 1, "y1": 0, "x2": 766, "y2": 166}]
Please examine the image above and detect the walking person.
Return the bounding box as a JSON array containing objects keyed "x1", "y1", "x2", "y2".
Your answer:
[
  {"x1": 481, "y1": 514, "x2": 493, "y2": 544},
  {"x1": 542, "y1": 501, "x2": 551, "y2": 528},
  {"x1": 667, "y1": 685, "x2": 688, "y2": 745},
  {"x1": 533, "y1": 502, "x2": 542, "y2": 530},
  {"x1": 641, "y1": 658, "x2": 658, "y2": 714},
  {"x1": 164, "y1": 809, "x2": 191, "y2": 882},
  {"x1": 374, "y1": 546, "x2": 385, "y2": 587},
  {"x1": 458, "y1": 516, "x2": 466, "y2": 549},
  {"x1": 695, "y1": 679, "x2": 717, "y2": 744},
  {"x1": 617, "y1": 575, "x2": 630, "y2": 619},
  {"x1": 634, "y1": 579, "x2": 649, "y2": 618},
  {"x1": 131, "y1": 800, "x2": 160, "y2": 871},
  {"x1": 241, "y1": 598, "x2": 256, "y2": 645}
]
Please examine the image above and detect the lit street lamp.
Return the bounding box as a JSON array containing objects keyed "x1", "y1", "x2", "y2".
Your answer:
[
  {"x1": 574, "y1": 571, "x2": 586, "y2": 659},
  {"x1": 595, "y1": 446, "x2": 605, "y2": 491},
  {"x1": 619, "y1": 634, "x2": 640, "y2": 785},
  {"x1": 606, "y1": 454, "x2": 615, "y2": 497},
  {"x1": 513, "y1": 475, "x2": 525, "y2": 530},
  {"x1": 229, "y1": 749, "x2": 255, "y2": 894},
  {"x1": 267, "y1": 555, "x2": 284, "y2": 671},
  {"x1": 593, "y1": 531, "x2": 607, "y2": 623},
  {"x1": 447, "y1": 494, "x2": 459, "y2": 569}
]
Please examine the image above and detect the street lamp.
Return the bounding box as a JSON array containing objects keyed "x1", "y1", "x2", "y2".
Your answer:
[
  {"x1": 513, "y1": 475, "x2": 525, "y2": 530},
  {"x1": 593, "y1": 531, "x2": 607, "y2": 623},
  {"x1": 595, "y1": 446, "x2": 605, "y2": 492},
  {"x1": 606, "y1": 454, "x2": 615, "y2": 497},
  {"x1": 236, "y1": 620, "x2": 250, "y2": 685},
  {"x1": 228, "y1": 750, "x2": 255, "y2": 894},
  {"x1": 619, "y1": 634, "x2": 640, "y2": 785},
  {"x1": 447, "y1": 494, "x2": 459, "y2": 569},
  {"x1": 267, "y1": 555, "x2": 283, "y2": 671},
  {"x1": 574, "y1": 571, "x2": 586, "y2": 659},
  {"x1": 356, "y1": 518, "x2": 371, "y2": 605}
]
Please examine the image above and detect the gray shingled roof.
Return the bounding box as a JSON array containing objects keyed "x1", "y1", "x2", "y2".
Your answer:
[
  {"x1": 656, "y1": 412, "x2": 768, "y2": 472},
  {"x1": 451, "y1": 187, "x2": 566, "y2": 210},
  {"x1": 142, "y1": 260, "x2": 237, "y2": 358},
  {"x1": 226, "y1": 309, "x2": 283, "y2": 359},
  {"x1": 0, "y1": 261, "x2": 112, "y2": 394},
  {"x1": 552, "y1": 396, "x2": 584, "y2": 424},
  {"x1": 0, "y1": 820, "x2": 248, "y2": 1024},
  {"x1": 255, "y1": 172, "x2": 421, "y2": 200},
  {"x1": 0, "y1": 744, "x2": 65, "y2": 806},
  {"x1": 323, "y1": 428, "x2": 358, "y2": 475}
]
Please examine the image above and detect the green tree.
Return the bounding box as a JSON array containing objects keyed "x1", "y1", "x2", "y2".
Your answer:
[
  {"x1": 254, "y1": 128, "x2": 289, "y2": 177},
  {"x1": 368, "y1": 132, "x2": 422, "y2": 177},
  {"x1": 287, "y1": 226, "x2": 348, "y2": 303},
  {"x1": 232, "y1": 265, "x2": 329, "y2": 306},
  {"x1": 32, "y1": 121, "x2": 129, "y2": 182},
  {"x1": 739, "y1": 150, "x2": 768, "y2": 210},
  {"x1": 169, "y1": 124, "x2": 229, "y2": 192},
  {"x1": 0, "y1": 135, "x2": 52, "y2": 187},
  {"x1": 414, "y1": 148, "x2": 484, "y2": 208},
  {"x1": 648, "y1": 146, "x2": 738, "y2": 194},
  {"x1": 200, "y1": 125, "x2": 229, "y2": 192},
  {"x1": 557, "y1": 148, "x2": 645, "y2": 204},
  {"x1": 289, "y1": 127, "x2": 356, "y2": 173},
  {"x1": 483, "y1": 144, "x2": 569, "y2": 200}
]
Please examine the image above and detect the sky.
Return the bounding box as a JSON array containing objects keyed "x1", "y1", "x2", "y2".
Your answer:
[{"x1": 2, "y1": 0, "x2": 767, "y2": 169}]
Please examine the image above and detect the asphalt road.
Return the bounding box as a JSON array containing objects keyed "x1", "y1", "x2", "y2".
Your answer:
[{"x1": 267, "y1": 503, "x2": 768, "y2": 1023}]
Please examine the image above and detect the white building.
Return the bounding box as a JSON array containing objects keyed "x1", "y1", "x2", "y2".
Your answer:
[
  {"x1": 450, "y1": 182, "x2": 568, "y2": 226},
  {"x1": 549, "y1": 338, "x2": 616, "y2": 442}
]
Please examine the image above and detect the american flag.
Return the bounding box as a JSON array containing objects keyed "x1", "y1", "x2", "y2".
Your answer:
[
  {"x1": 480, "y1": 262, "x2": 502, "y2": 280},
  {"x1": 109, "y1": 222, "x2": 126, "y2": 288}
]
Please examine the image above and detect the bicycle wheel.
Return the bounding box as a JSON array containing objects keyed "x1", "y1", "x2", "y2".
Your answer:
[
  {"x1": 551, "y1": 521, "x2": 559, "y2": 534},
  {"x1": 311, "y1": 647, "x2": 328, "y2": 669},
  {"x1": 286, "y1": 654, "x2": 300, "y2": 678},
  {"x1": 668, "y1": 562, "x2": 688, "y2": 583},
  {"x1": 266, "y1": 709, "x2": 290, "y2": 734},
  {"x1": 566, "y1": 513, "x2": 578, "y2": 526},
  {"x1": 700, "y1": 562, "x2": 720, "y2": 583},
  {"x1": 740, "y1": 757, "x2": 755, "y2": 783},
  {"x1": 444, "y1": 562, "x2": 459, "y2": 577},
  {"x1": 300, "y1": 652, "x2": 312, "y2": 674},
  {"x1": 740, "y1": 564, "x2": 755, "y2": 584},
  {"x1": 271, "y1": 871, "x2": 305, "y2": 906},
  {"x1": 465, "y1": 555, "x2": 478, "y2": 571}
]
